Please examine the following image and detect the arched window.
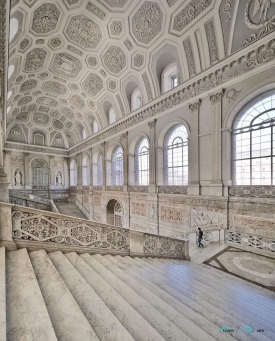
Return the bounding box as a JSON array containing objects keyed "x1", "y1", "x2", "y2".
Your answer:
[
  {"x1": 7, "y1": 91, "x2": 12, "y2": 100},
  {"x1": 82, "y1": 128, "x2": 87, "y2": 140},
  {"x1": 33, "y1": 133, "x2": 45, "y2": 146},
  {"x1": 131, "y1": 88, "x2": 142, "y2": 111},
  {"x1": 135, "y1": 138, "x2": 149, "y2": 185},
  {"x1": 109, "y1": 107, "x2": 116, "y2": 124},
  {"x1": 161, "y1": 62, "x2": 178, "y2": 94},
  {"x1": 97, "y1": 153, "x2": 103, "y2": 185},
  {"x1": 93, "y1": 120, "x2": 99, "y2": 133},
  {"x1": 107, "y1": 199, "x2": 123, "y2": 227},
  {"x1": 70, "y1": 159, "x2": 77, "y2": 186},
  {"x1": 9, "y1": 18, "x2": 19, "y2": 42},
  {"x1": 8, "y1": 65, "x2": 15, "y2": 79},
  {"x1": 112, "y1": 146, "x2": 123, "y2": 186},
  {"x1": 233, "y1": 92, "x2": 275, "y2": 185},
  {"x1": 82, "y1": 155, "x2": 90, "y2": 186},
  {"x1": 164, "y1": 125, "x2": 188, "y2": 185},
  {"x1": 31, "y1": 158, "x2": 49, "y2": 188}
]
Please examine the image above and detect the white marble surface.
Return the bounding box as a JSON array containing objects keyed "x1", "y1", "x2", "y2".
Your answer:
[
  {"x1": 66, "y1": 252, "x2": 165, "y2": 341},
  {"x1": 29, "y1": 250, "x2": 99, "y2": 341},
  {"x1": 90, "y1": 254, "x2": 192, "y2": 341},
  {"x1": 6, "y1": 248, "x2": 57, "y2": 341},
  {"x1": 0, "y1": 248, "x2": 6, "y2": 341},
  {"x1": 48, "y1": 251, "x2": 134, "y2": 341},
  {"x1": 100, "y1": 254, "x2": 217, "y2": 341}
]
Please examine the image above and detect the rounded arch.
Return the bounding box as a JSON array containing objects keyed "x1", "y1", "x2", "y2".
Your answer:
[
  {"x1": 161, "y1": 62, "x2": 178, "y2": 94},
  {"x1": 122, "y1": 75, "x2": 145, "y2": 113},
  {"x1": 157, "y1": 118, "x2": 190, "y2": 148},
  {"x1": 82, "y1": 154, "x2": 90, "y2": 186},
  {"x1": 30, "y1": 157, "x2": 49, "y2": 188},
  {"x1": 131, "y1": 88, "x2": 142, "y2": 111},
  {"x1": 98, "y1": 95, "x2": 121, "y2": 126},
  {"x1": 106, "y1": 198, "x2": 124, "y2": 227},
  {"x1": 150, "y1": 43, "x2": 184, "y2": 96},
  {"x1": 70, "y1": 158, "x2": 77, "y2": 186},
  {"x1": 92, "y1": 148, "x2": 103, "y2": 186}
]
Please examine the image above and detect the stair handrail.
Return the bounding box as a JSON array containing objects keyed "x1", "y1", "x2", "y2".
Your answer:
[
  {"x1": 8, "y1": 204, "x2": 189, "y2": 260},
  {"x1": 50, "y1": 199, "x2": 59, "y2": 214}
]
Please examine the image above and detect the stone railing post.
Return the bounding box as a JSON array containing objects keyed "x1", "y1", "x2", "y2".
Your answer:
[{"x1": 0, "y1": 203, "x2": 16, "y2": 250}]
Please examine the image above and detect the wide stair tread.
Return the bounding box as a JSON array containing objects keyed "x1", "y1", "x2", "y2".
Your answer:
[
  {"x1": 48, "y1": 251, "x2": 134, "y2": 341},
  {"x1": 55, "y1": 203, "x2": 88, "y2": 219},
  {"x1": 6, "y1": 249, "x2": 57, "y2": 341},
  {"x1": 29, "y1": 249, "x2": 98, "y2": 341}
]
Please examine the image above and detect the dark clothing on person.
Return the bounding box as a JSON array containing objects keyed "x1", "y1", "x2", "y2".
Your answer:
[{"x1": 198, "y1": 229, "x2": 204, "y2": 247}]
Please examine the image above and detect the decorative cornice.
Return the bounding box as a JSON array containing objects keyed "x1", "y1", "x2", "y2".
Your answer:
[
  {"x1": 119, "y1": 132, "x2": 128, "y2": 142},
  {"x1": 189, "y1": 100, "x2": 201, "y2": 113},
  {"x1": 210, "y1": 89, "x2": 224, "y2": 105},
  {"x1": 148, "y1": 120, "x2": 157, "y2": 129},
  {"x1": 66, "y1": 37, "x2": 275, "y2": 156},
  {"x1": 4, "y1": 142, "x2": 68, "y2": 156}
]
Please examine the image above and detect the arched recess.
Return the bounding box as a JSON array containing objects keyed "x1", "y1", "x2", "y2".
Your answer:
[
  {"x1": 92, "y1": 149, "x2": 103, "y2": 186},
  {"x1": 50, "y1": 131, "x2": 68, "y2": 149},
  {"x1": 9, "y1": 10, "x2": 25, "y2": 46},
  {"x1": 150, "y1": 43, "x2": 184, "y2": 96},
  {"x1": 122, "y1": 75, "x2": 146, "y2": 114},
  {"x1": 223, "y1": 82, "x2": 275, "y2": 185},
  {"x1": 7, "y1": 123, "x2": 27, "y2": 143},
  {"x1": 106, "y1": 143, "x2": 124, "y2": 186},
  {"x1": 75, "y1": 123, "x2": 88, "y2": 141},
  {"x1": 87, "y1": 114, "x2": 99, "y2": 134},
  {"x1": 31, "y1": 127, "x2": 48, "y2": 146},
  {"x1": 106, "y1": 199, "x2": 123, "y2": 227},
  {"x1": 98, "y1": 95, "x2": 121, "y2": 126},
  {"x1": 70, "y1": 159, "x2": 77, "y2": 186},
  {"x1": 82, "y1": 154, "x2": 90, "y2": 186},
  {"x1": 157, "y1": 119, "x2": 190, "y2": 185},
  {"x1": 128, "y1": 132, "x2": 150, "y2": 185},
  {"x1": 30, "y1": 157, "x2": 49, "y2": 189}
]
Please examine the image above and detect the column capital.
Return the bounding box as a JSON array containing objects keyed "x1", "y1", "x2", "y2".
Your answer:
[
  {"x1": 189, "y1": 100, "x2": 201, "y2": 113},
  {"x1": 101, "y1": 141, "x2": 108, "y2": 148},
  {"x1": 210, "y1": 89, "x2": 224, "y2": 105},
  {"x1": 23, "y1": 152, "x2": 29, "y2": 156},
  {"x1": 119, "y1": 132, "x2": 128, "y2": 142},
  {"x1": 148, "y1": 119, "x2": 156, "y2": 129}
]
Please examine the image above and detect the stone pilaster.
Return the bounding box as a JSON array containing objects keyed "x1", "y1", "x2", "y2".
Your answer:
[
  {"x1": 120, "y1": 132, "x2": 128, "y2": 191},
  {"x1": 76, "y1": 153, "x2": 82, "y2": 188},
  {"x1": 101, "y1": 142, "x2": 107, "y2": 191},
  {"x1": 148, "y1": 120, "x2": 157, "y2": 193},
  {"x1": 210, "y1": 89, "x2": 224, "y2": 195},
  {"x1": 24, "y1": 153, "x2": 30, "y2": 189},
  {"x1": 188, "y1": 100, "x2": 200, "y2": 195},
  {"x1": 89, "y1": 148, "x2": 93, "y2": 189},
  {"x1": 49, "y1": 156, "x2": 55, "y2": 188}
]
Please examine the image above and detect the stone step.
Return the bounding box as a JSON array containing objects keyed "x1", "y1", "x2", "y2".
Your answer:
[
  {"x1": 0, "y1": 248, "x2": 6, "y2": 341},
  {"x1": 6, "y1": 249, "x2": 57, "y2": 341},
  {"x1": 132, "y1": 257, "x2": 270, "y2": 341},
  {"x1": 65, "y1": 252, "x2": 164, "y2": 341},
  {"x1": 55, "y1": 203, "x2": 88, "y2": 219},
  {"x1": 94, "y1": 254, "x2": 202, "y2": 341},
  {"x1": 162, "y1": 258, "x2": 275, "y2": 306},
  {"x1": 48, "y1": 251, "x2": 134, "y2": 341},
  {"x1": 82, "y1": 253, "x2": 189, "y2": 341},
  {"x1": 108, "y1": 254, "x2": 238, "y2": 341},
  {"x1": 146, "y1": 257, "x2": 275, "y2": 335},
  {"x1": 29, "y1": 250, "x2": 99, "y2": 341}
]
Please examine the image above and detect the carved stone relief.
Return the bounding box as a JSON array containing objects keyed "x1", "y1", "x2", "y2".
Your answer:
[
  {"x1": 160, "y1": 206, "x2": 183, "y2": 224},
  {"x1": 103, "y1": 46, "x2": 126, "y2": 74},
  {"x1": 205, "y1": 19, "x2": 219, "y2": 65},
  {"x1": 131, "y1": 202, "x2": 146, "y2": 216},
  {"x1": 142, "y1": 72, "x2": 153, "y2": 101},
  {"x1": 24, "y1": 48, "x2": 47, "y2": 72},
  {"x1": 54, "y1": 160, "x2": 63, "y2": 167},
  {"x1": 20, "y1": 80, "x2": 38, "y2": 92},
  {"x1": 86, "y1": 2, "x2": 106, "y2": 20},
  {"x1": 11, "y1": 156, "x2": 24, "y2": 165},
  {"x1": 32, "y1": 3, "x2": 60, "y2": 34},
  {"x1": 69, "y1": 94, "x2": 85, "y2": 110},
  {"x1": 132, "y1": 2, "x2": 163, "y2": 44},
  {"x1": 18, "y1": 96, "x2": 32, "y2": 106},
  {"x1": 42, "y1": 81, "x2": 67, "y2": 95},
  {"x1": 51, "y1": 53, "x2": 82, "y2": 79},
  {"x1": 66, "y1": 15, "x2": 102, "y2": 49},
  {"x1": 33, "y1": 113, "x2": 50, "y2": 126},
  {"x1": 81, "y1": 73, "x2": 103, "y2": 97},
  {"x1": 191, "y1": 210, "x2": 223, "y2": 228},
  {"x1": 37, "y1": 97, "x2": 58, "y2": 107},
  {"x1": 183, "y1": 37, "x2": 196, "y2": 77}
]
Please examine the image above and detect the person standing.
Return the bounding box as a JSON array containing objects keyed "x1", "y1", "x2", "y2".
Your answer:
[{"x1": 198, "y1": 228, "x2": 204, "y2": 247}]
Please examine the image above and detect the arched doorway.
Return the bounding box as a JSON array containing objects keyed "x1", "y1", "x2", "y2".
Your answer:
[
  {"x1": 106, "y1": 199, "x2": 123, "y2": 227},
  {"x1": 30, "y1": 158, "x2": 49, "y2": 189}
]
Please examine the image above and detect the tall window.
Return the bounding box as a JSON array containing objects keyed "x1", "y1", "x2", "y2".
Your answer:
[
  {"x1": 164, "y1": 125, "x2": 188, "y2": 185},
  {"x1": 33, "y1": 133, "x2": 45, "y2": 146},
  {"x1": 131, "y1": 88, "x2": 142, "y2": 111},
  {"x1": 112, "y1": 146, "x2": 123, "y2": 186},
  {"x1": 70, "y1": 159, "x2": 77, "y2": 186},
  {"x1": 97, "y1": 153, "x2": 103, "y2": 186},
  {"x1": 82, "y1": 155, "x2": 90, "y2": 186},
  {"x1": 31, "y1": 158, "x2": 49, "y2": 188},
  {"x1": 82, "y1": 128, "x2": 87, "y2": 140},
  {"x1": 233, "y1": 93, "x2": 275, "y2": 185},
  {"x1": 135, "y1": 138, "x2": 149, "y2": 185},
  {"x1": 109, "y1": 107, "x2": 116, "y2": 124},
  {"x1": 171, "y1": 75, "x2": 178, "y2": 89}
]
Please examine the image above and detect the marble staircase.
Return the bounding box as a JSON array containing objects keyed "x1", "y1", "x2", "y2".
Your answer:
[
  {"x1": 1, "y1": 247, "x2": 275, "y2": 341},
  {"x1": 55, "y1": 202, "x2": 88, "y2": 220}
]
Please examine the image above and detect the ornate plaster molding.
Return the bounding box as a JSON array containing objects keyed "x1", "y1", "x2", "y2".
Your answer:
[
  {"x1": 189, "y1": 100, "x2": 201, "y2": 113},
  {"x1": 210, "y1": 89, "x2": 224, "y2": 105}
]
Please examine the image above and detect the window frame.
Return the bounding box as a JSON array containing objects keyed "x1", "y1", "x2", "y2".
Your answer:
[
  {"x1": 112, "y1": 146, "x2": 124, "y2": 186},
  {"x1": 135, "y1": 137, "x2": 149, "y2": 186}
]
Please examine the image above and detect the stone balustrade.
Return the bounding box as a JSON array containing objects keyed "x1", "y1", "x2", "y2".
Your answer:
[{"x1": 0, "y1": 203, "x2": 189, "y2": 259}]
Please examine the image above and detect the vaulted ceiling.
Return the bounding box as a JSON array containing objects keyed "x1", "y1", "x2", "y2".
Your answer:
[{"x1": 6, "y1": 0, "x2": 275, "y2": 149}]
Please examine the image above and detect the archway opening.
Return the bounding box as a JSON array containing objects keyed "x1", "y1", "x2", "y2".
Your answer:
[{"x1": 106, "y1": 199, "x2": 123, "y2": 227}]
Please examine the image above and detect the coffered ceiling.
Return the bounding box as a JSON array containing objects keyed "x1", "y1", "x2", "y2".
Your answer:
[{"x1": 6, "y1": 0, "x2": 275, "y2": 149}]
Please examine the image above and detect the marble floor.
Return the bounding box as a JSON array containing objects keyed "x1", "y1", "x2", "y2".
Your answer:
[{"x1": 203, "y1": 246, "x2": 275, "y2": 292}]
